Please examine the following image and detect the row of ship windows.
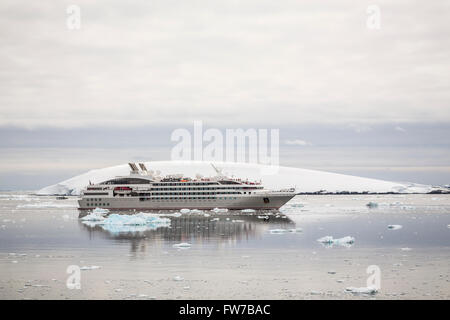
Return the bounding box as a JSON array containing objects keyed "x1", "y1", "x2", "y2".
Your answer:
[
  {"x1": 139, "y1": 197, "x2": 238, "y2": 201},
  {"x1": 85, "y1": 197, "x2": 240, "y2": 205},
  {"x1": 153, "y1": 182, "x2": 219, "y2": 186},
  {"x1": 150, "y1": 187, "x2": 260, "y2": 190},
  {"x1": 151, "y1": 192, "x2": 243, "y2": 195}
]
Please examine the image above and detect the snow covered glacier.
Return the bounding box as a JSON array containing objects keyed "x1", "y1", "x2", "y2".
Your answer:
[{"x1": 37, "y1": 161, "x2": 433, "y2": 195}]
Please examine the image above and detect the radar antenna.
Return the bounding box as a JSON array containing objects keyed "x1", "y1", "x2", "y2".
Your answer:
[{"x1": 210, "y1": 163, "x2": 223, "y2": 176}]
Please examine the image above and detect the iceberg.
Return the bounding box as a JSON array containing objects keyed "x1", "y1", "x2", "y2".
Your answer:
[
  {"x1": 81, "y1": 213, "x2": 171, "y2": 234},
  {"x1": 345, "y1": 286, "x2": 378, "y2": 295},
  {"x1": 317, "y1": 236, "x2": 355, "y2": 247},
  {"x1": 37, "y1": 161, "x2": 436, "y2": 196}
]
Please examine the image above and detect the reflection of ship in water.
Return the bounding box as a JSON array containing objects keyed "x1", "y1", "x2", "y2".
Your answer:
[{"x1": 79, "y1": 211, "x2": 295, "y2": 246}]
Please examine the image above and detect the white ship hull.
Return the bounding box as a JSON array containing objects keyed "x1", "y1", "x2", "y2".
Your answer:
[{"x1": 78, "y1": 193, "x2": 295, "y2": 210}]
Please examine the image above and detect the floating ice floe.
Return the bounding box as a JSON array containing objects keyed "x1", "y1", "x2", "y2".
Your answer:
[
  {"x1": 269, "y1": 229, "x2": 288, "y2": 234},
  {"x1": 241, "y1": 209, "x2": 256, "y2": 213},
  {"x1": 366, "y1": 202, "x2": 378, "y2": 208},
  {"x1": 80, "y1": 266, "x2": 101, "y2": 271},
  {"x1": 179, "y1": 208, "x2": 191, "y2": 214},
  {"x1": 92, "y1": 207, "x2": 110, "y2": 214},
  {"x1": 400, "y1": 247, "x2": 412, "y2": 251},
  {"x1": 232, "y1": 219, "x2": 244, "y2": 223},
  {"x1": 190, "y1": 209, "x2": 203, "y2": 214},
  {"x1": 289, "y1": 203, "x2": 304, "y2": 208},
  {"x1": 388, "y1": 224, "x2": 403, "y2": 230},
  {"x1": 212, "y1": 208, "x2": 228, "y2": 213},
  {"x1": 317, "y1": 236, "x2": 355, "y2": 247},
  {"x1": 81, "y1": 212, "x2": 106, "y2": 222},
  {"x1": 269, "y1": 228, "x2": 302, "y2": 234},
  {"x1": 345, "y1": 286, "x2": 378, "y2": 295},
  {"x1": 210, "y1": 217, "x2": 220, "y2": 222},
  {"x1": 81, "y1": 213, "x2": 171, "y2": 234},
  {"x1": 257, "y1": 215, "x2": 269, "y2": 220},
  {"x1": 172, "y1": 242, "x2": 192, "y2": 248}
]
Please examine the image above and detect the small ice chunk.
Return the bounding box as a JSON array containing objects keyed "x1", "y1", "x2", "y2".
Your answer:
[
  {"x1": 400, "y1": 247, "x2": 412, "y2": 251},
  {"x1": 173, "y1": 275, "x2": 184, "y2": 281},
  {"x1": 388, "y1": 224, "x2": 403, "y2": 230},
  {"x1": 257, "y1": 215, "x2": 269, "y2": 220},
  {"x1": 366, "y1": 202, "x2": 378, "y2": 208},
  {"x1": 190, "y1": 209, "x2": 203, "y2": 214},
  {"x1": 269, "y1": 229, "x2": 288, "y2": 234},
  {"x1": 80, "y1": 265, "x2": 101, "y2": 270},
  {"x1": 241, "y1": 209, "x2": 256, "y2": 213},
  {"x1": 345, "y1": 286, "x2": 378, "y2": 295},
  {"x1": 180, "y1": 209, "x2": 190, "y2": 214},
  {"x1": 232, "y1": 219, "x2": 244, "y2": 223},
  {"x1": 172, "y1": 242, "x2": 192, "y2": 248},
  {"x1": 203, "y1": 213, "x2": 210, "y2": 217},
  {"x1": 317, "y1": 236, "x2": 355, "y2": 247},
  {"x1": 335, "y1": 236, "x2": 355, "y2": 244},
  {"x1": 210, "y1": 217, "x2": 220, "y2": 222},
  {"x1": 212, "y1": 208, "x2": 228, "y2": 213}
]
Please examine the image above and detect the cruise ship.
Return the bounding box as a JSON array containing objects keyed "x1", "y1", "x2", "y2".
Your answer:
[{"x1": 78, "y1": 163, "x2": 296, "y2": 210}]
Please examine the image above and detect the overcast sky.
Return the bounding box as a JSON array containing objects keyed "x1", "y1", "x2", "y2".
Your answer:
[{"x1": 0, "y1": 1, "x2": 449, "y2": 190}]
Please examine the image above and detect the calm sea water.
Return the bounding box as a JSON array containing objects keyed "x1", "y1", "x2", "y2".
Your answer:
[{"x1": 1, "y1": 193, "x2": 449, "y2": 299}]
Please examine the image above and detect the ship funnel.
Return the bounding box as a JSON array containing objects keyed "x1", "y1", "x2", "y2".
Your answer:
[
  {"x1": 128, "y1": 162, "x2": 139, "y2": 173},
  {"x1": 138, "y1": 163, "x2": 148, "y2": 172}
]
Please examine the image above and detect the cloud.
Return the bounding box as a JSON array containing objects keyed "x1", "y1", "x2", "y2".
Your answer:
[{"x1": 0, "y1": 1, "x2": 449, "y2": 128}]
